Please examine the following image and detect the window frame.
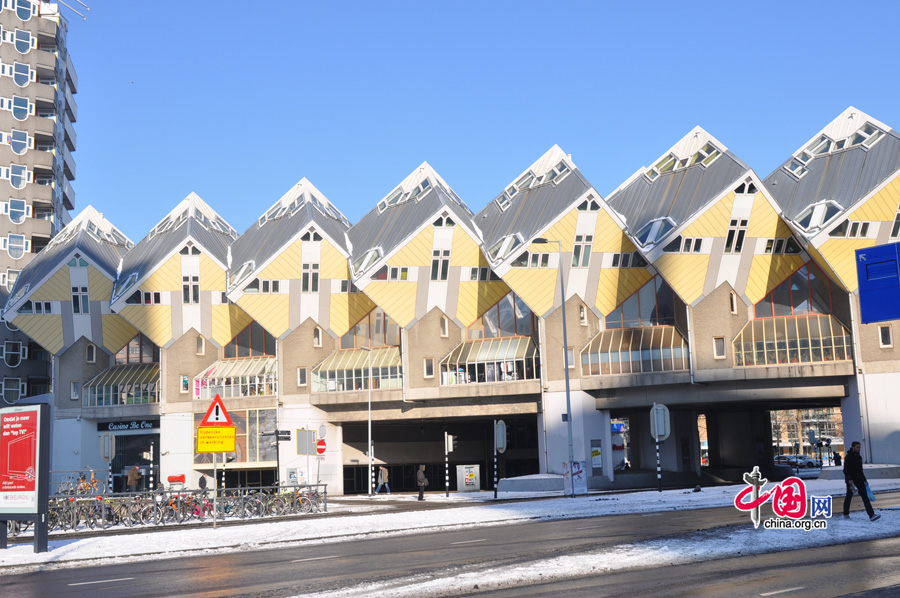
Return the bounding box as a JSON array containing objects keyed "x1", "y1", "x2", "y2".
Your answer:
[
  {"x1": 879, "y1": 325, "x2": 893, "y2": 349},
  {"x1": 85, "y1": 343, "x2": 96, "y2": 364},
  {"x1": 313, "y1": 327, "x2": 322, "y2": 348},
  {"x1": 180, "y1": 375, "x2": 190, "y2": 394},
  {"x1": 70, "y1": 381, "x2": 80, "y2": 401},
  {"x1": 297, "y1": 367, "x2": 308, "y2": 387},
  {"x1": 713, "y1": 337, "x2": 726, "y2": 360},
  {"x1": 423, "y1": 358, "x2": 435, "y2": 378},
  {"x1": 440, "y1": 316, "x2": 449, "y2": 338}
]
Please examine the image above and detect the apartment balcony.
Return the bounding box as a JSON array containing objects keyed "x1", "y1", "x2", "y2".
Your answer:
[
  {"x1": 36, "y1": 16, "x2": 59, "y2": 39},
  {"x1": 65, "y1": 52, "x2": 77, "y2": 93},
  {"x1": 63, "y1": 113, "x2": 76, "y2": 150},
  {"x1": 27, "y1": 180, "x2": 53, "y2": 202},
  {"x1": 34, "y1": 51, "x2": 57, "y2": 79},
  {"x1": 64, "y1": 84, "x2": 77, "y2": 121},
  {"x1": 62, "y1": 178, "x2": 75, "y2": 210},
  {"x1": 62, "y1": 143, "x2": 75, "y2": 179}
]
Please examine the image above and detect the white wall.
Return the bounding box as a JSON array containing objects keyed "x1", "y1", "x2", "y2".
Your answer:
[
  {"x1": 855, "y1": 372, "x2": 900, "y2": 464},
  {"x1": 279, "y1": 405, "x2": 343, "y2": 494},
  {"x1": 160, "y1": 412, "x2": 195, "y2": 487},
  {"x1": 542, "y1": 389, "x2": 598, "y2": 475}
]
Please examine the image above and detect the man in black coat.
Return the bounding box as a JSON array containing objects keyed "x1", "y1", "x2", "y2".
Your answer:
[{"x1": 843, "y1": 441, "x2": 880, "y2": 521}]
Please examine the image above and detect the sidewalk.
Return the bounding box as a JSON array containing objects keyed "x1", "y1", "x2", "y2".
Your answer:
[{"x1": 3, "y1": 477, "x2": 900, "y2": 577}]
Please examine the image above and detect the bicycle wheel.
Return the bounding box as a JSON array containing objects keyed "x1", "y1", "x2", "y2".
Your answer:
[
  {"x1": 94, "y1": 481, "x2": 107, "y2": 494},
  {"x1": 57, "y1": 481, "x2": 73, "y2": 495}
]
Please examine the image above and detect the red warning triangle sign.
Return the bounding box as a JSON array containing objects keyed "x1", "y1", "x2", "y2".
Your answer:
[{"x1": 199, "y1": 394, "x2": 234, "y2": 427}]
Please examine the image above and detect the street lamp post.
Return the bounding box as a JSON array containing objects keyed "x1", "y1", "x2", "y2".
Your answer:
[
  {"x1": 361, "y1": 346, "x2": 373, "y2": 496},
  {"x1": 534, "y1": 238, "x2": 575, "y2": 498}
]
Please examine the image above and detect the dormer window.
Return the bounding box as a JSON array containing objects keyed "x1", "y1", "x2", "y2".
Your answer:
[
  {"x1": 794, "y1": 200, "x2": 842, "y2": 232},
  {"x1": 690, "y1": 143, "x2": 721, "y2": 167},
  {"x1": 633, "y1": 217, "x2": 674, "y2": 247},
  {"x1": 850, "y1": 123, "x2": 885, "y2": 149},
  {"x1": 487, "y1": 234, "x2": 523, "y2": 263},
  {"x1": 376, "y1": 187, "x2": 404, "y2": 213},
  {"x1": 545, "y1": 161, "x2": 570, "y2": 184},
  {"x1": 433, "y1": 215, "x2": 455, "y2": 227},
  {"x1": 352, "y1": 248, "x2": 381, "y2": 276},
  {"x1": 228, "y1": 261, "x2": 254, "y2": 288},
  {"x1": 300, "y1": 230, "x2": 322, "y2": 241}
]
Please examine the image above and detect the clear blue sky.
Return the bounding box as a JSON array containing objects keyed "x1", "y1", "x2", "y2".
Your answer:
[{"x1": 66, "y1": 1, "x2": 900, "y2": 242}]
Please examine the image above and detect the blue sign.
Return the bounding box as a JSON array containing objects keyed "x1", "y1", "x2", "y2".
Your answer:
[
  {"x1": 611, "y1": 423, "x2": 626, "y2": 433},
  {"x1": 856, "y1": 242, "x2": 900, "y2": 324}
]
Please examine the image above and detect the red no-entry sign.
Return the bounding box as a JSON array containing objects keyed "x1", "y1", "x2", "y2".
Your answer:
[{"x1": 316, "y1": 439, "x2": 326, "y2": 455}]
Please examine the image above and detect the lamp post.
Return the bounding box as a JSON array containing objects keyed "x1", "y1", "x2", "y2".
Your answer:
[
  {"x1": 361, "y1": 346, "x2": 373, "y2": 496},
  {"x1": 534, "y1": 238, "x2": 575, "y2": 498}
]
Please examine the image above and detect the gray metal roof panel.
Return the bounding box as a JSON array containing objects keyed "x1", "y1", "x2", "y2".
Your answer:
[
  {"x1": 764, "y1": 132, "x2": 900, "y2": 219},
  {"x1": 476, "y1": 168, "x2": 592, "y2": 249}
]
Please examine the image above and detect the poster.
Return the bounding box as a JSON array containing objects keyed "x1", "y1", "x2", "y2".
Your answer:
[{"x1": 0, "y1": 405, "x2": 41, "y2": 514}]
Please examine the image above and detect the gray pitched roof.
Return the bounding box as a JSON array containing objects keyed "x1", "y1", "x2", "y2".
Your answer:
[
  {"x1": 3, "y1": 206, "x2": 131, "y2": 313},
  {"x1": 114, "y1": 193, "x2": 237, "y2": 299},
  {"x1": 230, "y1": 179, "x2": 351, "y2": 277},
  {"x1": 347, "y1": 163, "x2": 475, "y2": 272},
  {"x1": 763, "y1": 130, "x2": 900, "y2": 221},
  {"x1": 475, "y1": 146, "x2": 592, "y2": 254},
  {"x1": 606, "y1": 141, "x2": 749, "y2": 237}
]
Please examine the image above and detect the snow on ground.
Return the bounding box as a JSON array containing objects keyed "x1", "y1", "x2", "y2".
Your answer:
[{"x1": 2, "y1": 477, "x2": 899, "y2": 594}]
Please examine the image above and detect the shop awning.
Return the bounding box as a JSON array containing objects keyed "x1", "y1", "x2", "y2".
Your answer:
[
  {"x1": 441, "y1": 337, "x2": 538, "y2": 365},
  {"x1": 84, "y1": 363, "x2": 160, "y2": 388},
  {"x1": 197, "y1": 356, "x2": 277, "y2": 380},
  {"x1": 313, "y1": 347, "x2": 401, "y2": 372}
]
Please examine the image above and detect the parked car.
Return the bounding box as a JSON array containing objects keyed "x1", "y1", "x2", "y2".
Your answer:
[
  {"x1": 794, "y1": 455, "x2": 822, "y2": 468},
  {"x1": 774, "y1": 455, "x2": 798, "y2": 466}
]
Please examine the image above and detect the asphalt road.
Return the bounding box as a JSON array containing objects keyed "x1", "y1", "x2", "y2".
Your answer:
[{"x1": 3, "y1": 491, "x2": 900, "y2": 597}]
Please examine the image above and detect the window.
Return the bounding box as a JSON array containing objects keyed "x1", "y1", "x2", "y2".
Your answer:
[
  {"x1": 713, "y1": 337, "x2": 726, "y2": 359},
  {"x1": 424, "y1": 358, "x2": 434, "y2": 378},
  {"x1": 634, "y1": 218, "x2": 674, "y2": 247},
  {"x1": 300, "y1": 230, "x2": 323, "y2": 241},
  {"x1": 12, "y1": 62, "x2": 31, "y2": 87},
  {"x1": 891, "y1": 206, "x2": 900, "y2": 240},
  {"x1": 432, "y1": 215, "x2": 455, "y2": 227},
  {"x1": 579, "y1": 305, "x2": 587, "y2": 326},
  {"x1": 179, "y1": 244, "x2": 201, "y2": 255},
  {"x1": 610, "y1": 252, "x2": 647, "y2": 268},
  {"x1": 663, "y1": 236, "x2": 702, "y2": 254},
  {"x1": 566, "y1": 348, "x2": 575, "y2": 369},
  {"x1": 644, "y1": 144, "x2": 720, "y2": 180},
  {"x1": 467, "y1": 292, "x2": 535, "y2": 340},
  {"x1": 302, "y1": 264, "x2": 319, "y2": 292},
  {"x1": 5, "y1": 199, "x2": 28, "y2": 224},
  {"x1": 487, "y1": 234, "x2": 523, "y2": 262},
  {"x1": 880, "y1": 325, "x2": 893, "y2": 348},
  {"x1": 828, "y1": 219, "x2": 871, "y2": 239},
  {"x1": 2, "y1": 377, "x2": 23, "y2": 404},
  {"x1": 223, "y1": 322, "x2": 276, "y2": 359},
  {"x1": 468, "y1": 266, "x2": 502, "y2": 280},
  {"x1": 72, "y1": 285, "x2": 89, "y2": 314},
  {"x1": 572, "y1": 235, "x2": 592, "y2": 268},
  {"x1": 14, "y1": 29, "x2": 32, "y2": 54},
  {"x1": 754, "y1": 263, "x2": 833, "y2": 319},
  {"x1": 196, "y1": 336, "x2": 205, "y2": 356},
  {"x1": 724, "y1": 219, "x2": 748, "y2": 254},
  {"x1": 16, "y1": 0, "x2": 35, "y2": 21},
  {"x1": 577, "y1": 197, "x2": 601, "y2": 211},
  {"x1": 440, "y1": 316, "x2": 449, "y2": 337},
  {"x1": 85, "y1": 344, "x2": 96, "y2": 363},
  {"x1": 339, "y1": 280, "x2": 359, "y2": 293},
  {"x1": 431, "y1": 250, "x2": 450, "y2": 281},
  {"x1": 11, "y1": 95, "x2": 30, "y2": 120},
  {"x1": 182, "y1": 275, "x2": 199, "y2": 304},
  {"x1": 794, "y1": 201, "x2": 842, "y2": 232},
  {"x1": 389, "y1": 267, "x2": 409, "y2": 281},
  {"x1": 3, "y1": 340, "x2": 25, "y2": 367},
  {"x1": 4, "y1": 233, "x2": 27, "y2": 259},
  {"x1": 313, "y1": 327, "x2": 322, "y2": 347},
  {"x1": 297, "y1": 367, "x2": 307, "y2": 386},
  {"x1": 8, "y1": 129, "x2": 29, "y2": 155},
  {"x1": 70, "y1": 381, "x2": 80, "y2": 401},
  {"x1": 730, "y1": 292, "x2": 738, "y2": 315},
  {"x1": 764, "y1": 237, "x2": 802, "y2": 254},
  {"x1": 850, "y1": 123, "x2": 885, "y2": 149},
  {"x1": 248, "y1": 279, "x2": 281, "y2": 294},
  {"x1": 605, "y1": 276, "x2": 677, "y2": 329},
  {"x1": 496, "y1": 171, "x2": 536, "y2": 211},
  {"x1": 115, "y1": 334, "x2": 160, "y2": 365},
  {"x1": 545, "y1": 160, "x2": 571, "y2": 184},
  {"x1": 340, "y1": 308, "x2": 400, "y2": 349},
  {"x1": 180, "y1": 375, "x2": 189, "y2": 394}
]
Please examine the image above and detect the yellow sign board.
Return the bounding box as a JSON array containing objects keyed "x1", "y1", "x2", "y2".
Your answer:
[{"x1": 197, "y1": 426, "x2": 236, "y2": 453}]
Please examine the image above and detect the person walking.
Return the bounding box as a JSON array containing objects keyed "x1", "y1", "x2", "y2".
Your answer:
[
  {"x1": 416, "y1": 464, "x2": 428, "y2": 501},
  {"x1": 843, "y1": 441, "x2": 880, "y2": 521},
  {"x1": 833, "y1": 451, "x2": 842, "y2": 467},
  {"x1": 375, "y1": 466, "x2": 391, "y2": 494},
  {"x1": 126, "y1": 465, "x2": 142, "y2": 493}
]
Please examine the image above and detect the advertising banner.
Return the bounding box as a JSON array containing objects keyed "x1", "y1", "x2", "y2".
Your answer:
[{"x1": 0, "y1": 405, "x2": 41, "y2": 514}]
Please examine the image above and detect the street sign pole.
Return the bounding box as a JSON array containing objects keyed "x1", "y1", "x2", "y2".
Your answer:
[
  {"x1": 656, "y1": 438, "x2": 662, "y2": 493},
  {"x1": 213, "y1": 451, "x2": 217, "y2": 530},
  {"x1": 493, "y1": 421, "x2": 498, "y2": 499},
  {"x1": 444, "y1": 431, "x2": 449, "y2": 498}
]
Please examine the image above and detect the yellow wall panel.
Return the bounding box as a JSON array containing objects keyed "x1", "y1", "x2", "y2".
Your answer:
[
  {"x1": 363, "y1": 281, "x2": 417, "y2": 328},
  {"x1": 87, "y1": 266, "x2": 113, "y2": 302},
  {"x1": 849, "y1": 175, "x2": 900, "y2": 222},
  {"x1": 594, "y1": 268, "x2": 653, "y2": 316},
  {"x1": 236, "y1": 294, "x2": 290, "y2": 338},
  {"x1": 747, "y1": 193, "x2": 792, "y2": 240},
  {"x1": 682, "y1": 192, "x2": 735, "y2": 239},
  {"x1": 450, "y1": 228, "x2": 488, "y2": 267},
  {"x1": 259, "y1": 240, "x2": 302, "y2": 281},
  {"x1": 593, "y1": 210, "x2": 636, "y2": 253},
  {"x1": 456, "y1": 280, "x2": 512, "y2": 326},
  {"x1": 501, "y1": 268, "x2": 557, "y2": 317},
  {"x1": 142, "y1": 254, "x2": 182, "y2": 292},
  {"x1": 653, "y1": 253, "x2": 709, "y2": 305},
  {"x1": 102, "y1": 314, "x2": 139, "y2": 354},
  {"x1": 525, "y1": 208, "x2": 578, "y2": 253},
  {"x1": 817, "y1": 237, "x2": 875, "y2": 292},
  {"x1": 119, "y1": 305, "x2": 173, "y2": 348},
  {"x1": 321, "y1": 240, "x2": 350, "y2": 280},
  {"x1": 744, "y1": 254, "x2": 807, "y2": 304},
  {"x1": 11, "y1": 315, "x2": 64, "y2": 354},
  {"x1": 330, "y1": 293, "x2": 377, "y2": 337},
  {"x1": 211, "y1": 304, "x2": 254, "y2": 347},
  {"x1": 389, "y1": 226, "x2": 434, "y2": 268},
  {"x1": 199, "y1": 255, "x2": 226, "y2": 292},
  {"x1": 807, "y1": 243, "x2": 849, "y2": 293},
  {"x1": 30, "y1": 267, "x2": 70, "y2": 302}
]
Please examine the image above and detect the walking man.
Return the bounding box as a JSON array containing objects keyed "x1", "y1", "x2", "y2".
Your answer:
[
  {"x1": 416, "y1": 464, "x2": 428, "y2": 501},
  {"x1": 375, "y1": 466, "x2": 391, "y2": 494},
  {"x1": 127, "y1": 465, "x2": 142, "y2": 493},
  {"x1": 843, "y1": 441, "x2": 880, "y2": 521}
]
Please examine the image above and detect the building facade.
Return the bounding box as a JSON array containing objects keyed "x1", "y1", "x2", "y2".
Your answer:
[
  {"x1": 0, "y1": 1, "x2": 75, "y2": 410},
  {"x1": 5, "y1": 106, "x2": 900, "y2": 494}
]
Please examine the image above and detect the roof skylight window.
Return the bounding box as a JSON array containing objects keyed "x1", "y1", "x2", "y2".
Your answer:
[
  {"x1": 352, "y1": 248, "x2": 382, "y2": 276},
  {"x1": 645, "y1": 144, "x2": 720, "y2": 181},
  {"x1": 377, "y1": 187, "x2": 404, "y2": 213},
  {"x1": 793, "y1": 200, "x2": 842, "y2": 232},
  {"x1": 690, "y1": 143, "x2": 721, "y2": 167},
  {"x1": 496, "y1": 171, "x2": 536, "y2": 212},
  {"x1": 806, "y1": 135, "x2": 833, "y2": 156},
  {"x1": 487, "y1": 234, "x2": 523, "y2": 263},
  {"x1": 633, "y1": 217, "x2": 675, "y2": 247},
  {"x1": 851, "y1": 123, "x2": 885, "y2": 148},
  {"x1": 545, "y1": 161, "x2": 571, "y2": 184}
]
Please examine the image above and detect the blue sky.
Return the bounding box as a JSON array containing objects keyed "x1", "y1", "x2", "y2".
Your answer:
[{"x1": 67, "y1": 1, "x2": 900, "y2": 241}]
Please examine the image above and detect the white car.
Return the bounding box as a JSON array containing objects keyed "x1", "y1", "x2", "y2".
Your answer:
[{"x1": 794, "y1": 455, "x2": 822, "y2": 468}]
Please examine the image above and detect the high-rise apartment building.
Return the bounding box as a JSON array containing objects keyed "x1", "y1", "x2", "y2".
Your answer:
[{"x1": 0, "y1": 0, "x2": 76, "y2": 404}]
